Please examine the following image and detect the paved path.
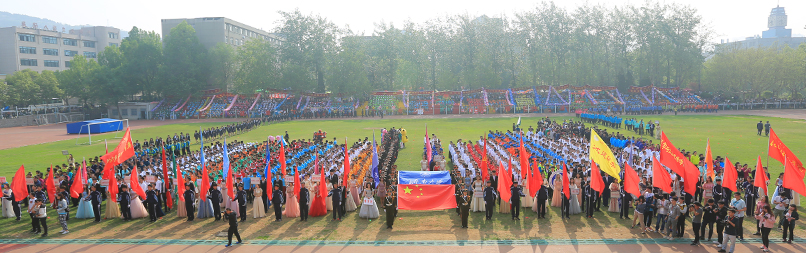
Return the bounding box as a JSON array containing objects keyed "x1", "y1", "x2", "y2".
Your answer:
[{"x1": 0, "y1": 238, "x2": 803, "y2": 252}]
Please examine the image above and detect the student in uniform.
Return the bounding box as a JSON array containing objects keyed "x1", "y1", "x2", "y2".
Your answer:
[
  {"x1": 483, "y1": 181, "x2": 497, "y2": 220},
  {"x1": 224, "y1": 208, "x2": 242, "y2": 247},
  {"x1": 271, "y1": 185, "x2": 284, "y2": 221},
  {"x1": 510, "y1": 181, "x2": 525, "y2": 220},
  {"x1": 119, "y1": 185, "x2": 132, "y2": 221},
  {"x1": 184, "y1": 184, "x2": 195, "y2": 221},
  {"x1": 459, "y1": 191, "x2": 470, "y2": 228},
  {"x1": 299, "y1": 182, "x2": 310, "y2": 221},
  {"x1": 90, "y1": 185, "x2": 102, "y2": 222},
  {"x1": 384, "y1": 191, "x2": 395, "y2": 229},
  {"x1": 33, "y1": 198, "x2": 48, "y2": 237},
  {"x1": 208, "y1": 183, "x2": 221, "y2": 221}
]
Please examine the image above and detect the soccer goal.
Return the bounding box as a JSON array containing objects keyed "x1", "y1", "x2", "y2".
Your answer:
[{"x1": 74, "y1": 119, "x2": 129, "y2": 146}]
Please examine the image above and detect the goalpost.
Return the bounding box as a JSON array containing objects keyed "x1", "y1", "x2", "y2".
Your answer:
[{"x1": 75, "y1": 119, "x2": 129, "y2": 146}]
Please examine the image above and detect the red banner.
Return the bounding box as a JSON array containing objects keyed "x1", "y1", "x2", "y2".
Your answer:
[
  {"x1": 100, "y1": 128, "x2": 135, "y2": 177},
  {"x1": 652, "y1": 156, "x2": 672, "y2": 194},
  {"x1": 722, "y1": 158, "x2": 738, "y2": 192},
  {"x1": 659, "y1": 132, "x2": 698, "y2": 195},
  {"x1": 623, "y1": 163, "x2": 641, "y2": 197},
  {"x1": 768, "y1": 129, "x2": 804, "y2": 176},
  {"x1": 12, "y1": 165, "x2": 28, "y2": 202},
  {"x1": 590, "y1": 162, "x2": 604, "y2": 196},
  {"x1": 397, "y1": 184, "x2": 457, "y2": 210}
]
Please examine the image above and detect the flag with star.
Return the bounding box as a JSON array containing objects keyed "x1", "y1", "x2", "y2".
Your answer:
[{"x1": 397, "y1": 171, "x2": 456, "y2": 210}]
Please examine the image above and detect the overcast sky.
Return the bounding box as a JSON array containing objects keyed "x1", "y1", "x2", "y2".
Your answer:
[{"x1": 5, "y1": 0, "x2": 806, "y2": 42}]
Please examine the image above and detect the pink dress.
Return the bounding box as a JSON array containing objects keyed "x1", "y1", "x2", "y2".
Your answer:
[
  {"x1": 283, "y1": 189, "x2": 300, "y2": 218},
  {"x1": 551, "y1": 178, "x2": 563, "y2": 207}
]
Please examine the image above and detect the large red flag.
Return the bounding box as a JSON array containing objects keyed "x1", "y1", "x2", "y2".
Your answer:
[
  {"x1": 129, "y1": 166, "x2": 146, "y2": 199},
  {"x1": 705, "y1": 138, "x2": 715, "y2": 181},
  {"x1": 318, "y1": 170, "x2": 326, "y2": 207},
  {"x1": 498, "y1": 161, "x2": 512, "y2": 203},
  {"x1": 199, "y1": 164, "x2": 210, "y2": 200},
  {"x1": 722, "y1": 157, "x2": 738, "y2": 192},
  {"x1": 659, "y1": 132, "x2": 698, "y2": 195},
  {"x1": 783, "y1": 156, "x2": 806, "y2": 197},
  {"x1": 100, "y1": 128, "x2": 135, "y2": 177},
  {"x1": 294, "y1": 165, "x2": 300, "y2": 198},
  {"x1": 652, "y1": 156, "x2": 673, "y2": 194},
  {"x1": 768, "y1": 128, "x2": 805, "y2": 175},
  {"x1": 12, "y1": 165, "x2": 29, "y2": 202},
  {"x1": 529, "y1": 159, "x2": 543, "y2": 198},
  {"x1": 623, "y1": 163, "x2": 641, "y2": 197},
  {"x1": 225, "y1": 159, "x2": 234, "y2": 200},
  {"x1": 397, "y1": 184, "x2": 458, "y2": 210},
  {"x1": 279, "y1": 141, "x2": 287, "y2": 177},
  {"x1": 590, "y1": 162, "x2": 604, "y2": 197},
  {"x1": 176, "y1": 165, "x2": 185, "y2": 202},
  {"x1": 753, "y1": 156, "x2": 769, "y2": 196},
  {"x1": 162, "y1": 146, "x2": 169, "y2": 191},
  {"x1": 343, "y1": 145, "x2": 350, "y2": 187},
  {"x1": 562, "y1": 162, "x2": 570, "y2": 199},
  {"x1": 481, "y1": 139, "x2": 489, "y2": 182},
  {"x1": 46, "y1": 164, "x2": 56, "y2": 202},
  {"x1": 70, "y1": 163, "x2": 84, "y2": 198},
  {"x1": 519, "y1": 136, "x2": 529, "y2": 179},
  {"x1": 107, "y1": 171, "x2": 118, "y2": 203}
]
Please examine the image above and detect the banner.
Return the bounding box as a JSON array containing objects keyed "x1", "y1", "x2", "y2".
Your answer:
[
  {"x1": 589, "y1": 129, "x2": 622, "y2": 181},
  {"x1": 100, "y1": 128, "x2": 135, "y2": 175}
]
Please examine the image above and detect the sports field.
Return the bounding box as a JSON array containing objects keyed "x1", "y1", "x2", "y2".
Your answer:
[{"x1": 0, "y1": 113, "x2": 805, "y2": 242}]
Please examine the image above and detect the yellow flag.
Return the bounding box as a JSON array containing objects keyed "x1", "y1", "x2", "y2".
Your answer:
[{"x1": 589, "y1": 129, "x2": 622, "y2": 181}]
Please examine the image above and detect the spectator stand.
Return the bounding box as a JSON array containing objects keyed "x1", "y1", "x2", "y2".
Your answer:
[
  {"x1": 407, "y1": 90, "x2": 435, "y2": 115},
  {"x1": 434, "y1": 90, "x2": 461, "y2": 115},
  {"x1": 369, "y1": 91, "x2": 402, "y2": 116},
  {"x1": 485, "y1": 89, "x2": 511, "y2": 114},
  {"x1": 511, "y1": 87, "x2": 537, "y2": 113},
  {"x1": 462, "y1": 88, "x2": 487, "y2": 114},
  {"x1": 544, "y1": 85, "x2": 571, "y2": 113}
]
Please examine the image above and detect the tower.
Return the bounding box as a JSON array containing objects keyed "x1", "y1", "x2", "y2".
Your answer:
[{"x1": 762, "y1": 6, "x2": 792, "y2": 38}]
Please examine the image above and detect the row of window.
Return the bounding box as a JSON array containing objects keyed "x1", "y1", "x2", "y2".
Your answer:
[
  {"x1": 110, "y1": 108, "x2": 143, "y2": 116},
  {"x1": 20, "y1": 59, "x2": 69, "y2": 67},
  {"x1": 17, "y1": 46, "x2": 94, "y2": 58},
  {"x1": 18, "y1": 33, "x2": 98, "y2": 48}
]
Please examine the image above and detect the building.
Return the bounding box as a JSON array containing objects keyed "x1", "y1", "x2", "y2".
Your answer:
[
  {"x1": 107, "y1": 102, "x2": 158, "y2": 120},
  {"x1": 160, "y1": 17, "x2": 282, "y2": 49},
  {"x1": 717, "y1": 6, "x2": 806, "y2": 52},
  {"x1": 0, "y1": 23, "x2": 122, "y2": 78}
]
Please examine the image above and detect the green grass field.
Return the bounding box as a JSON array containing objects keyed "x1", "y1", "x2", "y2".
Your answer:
[{"x1": 2, "y1": 114, "x2": 805, "y2": 192}]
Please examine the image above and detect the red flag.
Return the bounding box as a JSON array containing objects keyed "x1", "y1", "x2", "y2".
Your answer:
[
  {"x1": 279, "y1": 141, "x2": 287, "y2": 177},
  {"x1": 397, "y1": 184, "x2": 458, "y2": 210},
  {"x1": 562, "y1": 162, "x2": 570, "y2": 199},
  {"x1": 105, "y1": 139, "x2": 108, "y2": 154},
  {"x1": 176, "y1": 167, "x2": 185, "y2": 202},
  {"x1": 318, "y1": 170, "x2": 326, "y2": 206},
  {"x1": 200, "y1": 164, "x2": 210, "y2": 200},
  {"x1": 529, "y1": 159, "x2": 543, "y2": 198},
  {"x1": 294, "y1": 166, "x2": 300, "y2": 198},
  {"x1": 753, "y1": 156, "x2": 769, "y2": 196},
  {"x1": 623, "y1": 163, "x2": 641, "y2": 197},
  {"x1": 162, "y1": 146, "x2": 169, "y2": 191},
  {"x1": 659, "y1": 132, "x2": 698, "y2": 195},
  {"x1": 129, "y1": 166, "x2": 146, "y2": 199},
  {"x1": 343, "y1": 145, "x2": 350, "y2": 187},
  {"x1": 107, "y1": 171, "x2": 118, "y2": 203},
  {"x1": 481, "y1": 139, "x2": 489, "y2": 182},
  {"x1": 705, "y1": 139, "x2": 715, "y2": 181},
  {"x1": 46, "y1": 164, "x2": 56, "y2": 202},
  {"x1": 652, "y1": 156, "x2": 673, "y2": 194},
  {"x1": 498, "y1": 161, "x2": 512, "y2": 202},
  {"x1": 425, "y1": 124, "x2": 432, "y2": 163},
  {"x1": 519, "y1": 136, "x2": 529, "y2": 179},
  {"x1": 226, "y1": 159, "x2": 234, "y2": 200},
  {"x1": 70, "y1": 163, "x2": 84, "y2": 198},
  {"x1": 768, "y1": 128, "x2": 805, "y2": 175},
  {"x1": 784, "y1": 155, "x2": 806, "y2": 197},
  {"x1": 12, "y1": 165, "x2": 29, "y2": 202},
  {"x1": 590, "y1": 162, "x2": 604, "y2": 197},
  {"x1": 722, "y1": 158, "x2": 738, "y2": 192},
  {"x1": 100, "y1": 128, "x2": 135, "y2": 176}
]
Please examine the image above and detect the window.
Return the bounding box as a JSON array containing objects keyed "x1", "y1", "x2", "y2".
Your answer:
[
  {"x1": 108, "y1": 32, "x2": 118, "y2": 39},
  {"x1": 130, "y1": 109, "x2": 137, "y2": 116},
  {"x1": 19, "y1": 46, "x2": 36, "y2": 54},
  {"x1": 44, "y1": 60, "x2": 59, "y2": 67},
  {"x1": 121, "y1": 109, "x2": 128, "y2": 116},
  {"x1": 111, "y1": 110, "x2": 118, "y2": 116},
  {"x1": 65, "y1": 50, "x2": 78, "y2": 57},
  {"x1": 65, "y1": 61, "x2": 71, "y2": 68},
  {"x1": 83, "y1": 52, "x2": 97, "y2": 58},
  {"x1": 19, "y1": 34, "x2": 35, "y2": 42},
  {"x1": 83, "y1": 41, "x2": 96, "y2": 48},
  {"x1": 43, "y1": 48, "x2": 59, "y2": 56},
  {"x1": 43, "y1": 36, "x2": 58, "y2": 44},
  {"x1": 109, "y1": 43, "x2": 118, "y2": 47},
  {"x1": 63, "y1": 38, "x2": 77, "y2": 46},
  {"x1": 20, "y1": 59, "x2": 37, "y2": 66}
]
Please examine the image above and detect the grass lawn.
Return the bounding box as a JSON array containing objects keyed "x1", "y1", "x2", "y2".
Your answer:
[{"x1": 0, "y1": 114, "x2": 805, "y2": 241}]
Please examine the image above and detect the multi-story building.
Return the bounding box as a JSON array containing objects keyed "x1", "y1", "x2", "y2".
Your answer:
[
  {"x1": 160, "y1": 17, "x2": 282, "y2": 49},
  {"x1": 0, "y1": 24, "x2": 122, "y2": 79},
  {"x1": 717, "y1": 6, "x2": 806, "y2": 52}
]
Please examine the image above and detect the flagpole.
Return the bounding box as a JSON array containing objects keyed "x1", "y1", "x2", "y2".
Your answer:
[{"x1": 766, "y1": 128, "x2": 770, "y2": 168}]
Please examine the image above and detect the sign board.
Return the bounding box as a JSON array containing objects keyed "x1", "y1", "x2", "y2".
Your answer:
[
  {"x1": 312, "y1": 175, "x2": 321, "y2": 182},
  {"x1": 100, "y1": 179, "x2": 109, "y2": 186},
  {"x1": 285, "y1": 176, "x2": 294, "y2": 182},
  {"x1": 26, "y1": 178, "x2": 35, "y2": 186},
  {"x1": 196, "y1": 179, "x2": 202, "y2": 187},
  {"x1": 362, "y1": 198, "x2": 375, "y2": 206},
  {"x1": 146, "y1": 175, "x2": 156, "y2": 183},
  {"x1": 123, "y1": 177, "x2": 131, "y2": 185},
  {"x1": 0, "y1": 177, "x2": 6, "y2": 184},
  {"x1": 251, "y1": 178, "x2": 260, "y2": 185}
]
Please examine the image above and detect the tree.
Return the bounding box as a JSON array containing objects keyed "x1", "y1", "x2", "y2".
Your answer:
[
  {"x1": 4, "y1": 69, "x2": 41, "y2": 106},
  {"x1": 94, "y1": 45, "x2": 130, "y2": 119},
  {"x1": 277, "y1": 9, "x2": 341, "y2": 92},
  {"x1": 120, "y1": 27, "x2": 163, "y2": 100},
  {"x1": 328, "y1": 40, "x2": 370, "y2": 94},
  {"x1": 36, "y1": 70, "x2": 63, "y2": 102},
  {"x1": 209, "y1": 43, "x2": 237, "y2": 93},
  {"x1": 58, "y1": 55, "x2": 99, "y2": 106},
  {"x1": 159, "y1": 21, "x2": 209, "y2": 96},
  {"x1": 233, "y1": 39, "x2": 279, "y2": 93}
]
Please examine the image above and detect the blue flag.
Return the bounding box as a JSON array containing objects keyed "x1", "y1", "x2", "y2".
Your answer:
[
  {"x1": 398, "y1": 171, "x2": 451, "y2": 185},
  {"x1": 222, "y1": 140, "x2": 229, "y2": 178},
  {"x1": 263, "y1": 141, "x2": 271, "y2": 179},
  {"x1": 372, "y1": 131, "x2": 380, "y2": 187}
]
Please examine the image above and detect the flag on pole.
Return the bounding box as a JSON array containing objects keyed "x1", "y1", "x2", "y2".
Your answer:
[
  {"x1": 199, "y1": 128, "x2": 210, "y2": 200},
  {"x1": 519, "y1": 135, "x2": 529, "y2": 180},
  {"x1": 162, "y1": 146, "x2": 169, "y2": 192},
  {"x1": 498, "y1": 161, "x2": 512, "y2": 203},
  {"x1": 723, "y1": 157, "x2": 738, "y2": 192},
  {"x1": 372, "y1": 132, "x2": 380, "y2": 187},
  {"x1": 753, "y1": 156, "x2": 769, "y2": 196},
  {"x1": 263, "y1": 137, "x2": 272, "y2": 180},
  {"x1": 659, "y1": 132, "x2": 698, "y2": 195},
  {"x1": 397, "y1": 171, "x2": 457, "y2": 210},
  {"x1": 105, "y1": 139, "x2": 108, "y2": 154},
  {"x1": 130, "y1": 166, "x2": 146, "y2": 199},
  {"x1": 516, "y1": 116, "x2": 521, "y2": 126},
  {"x1": 425, "y1": 124, "x2": 432, "y2": 164},
  {"x1": 705, "y1": 138, "x2": 714, "y2": 180},
  {"x1": 589, "y1": 129, "x2": 622, "y2": 181},
  {"x1": 562, "y1": 162, "x2": 570, "y2": 199},
  {"x1": 107, "y1": 168, "x2": 118, "y2": 203},
  {"x1": 176, "y1": 156, "x2": 185, "y2": 202},
  {"x1": 768, "y1": 128, "x2": 804, "y2": 177},
  {"x1": 12, "y1": 165, "x2": 29, "y2": 202},
  {"x1": 294, "y1": 165, "x2": 301, "y2": 198},
  {"x1": 481, "y1": 139, "x2": 489, "y2": 182},
  {"x1": 623, "y1": 163, "x2": 641, "y2": 197},
  {"x1": 783, "y1": 155, "x2": 806, "y2": 197},
  {"x1": 46, "y1": 164, "x2": 56, "y2": 202},
  {"x1": 590, "y1": 162, "x2": 605, "y2": 197},
  {"x1": 279, "y1": 139, "x2": 287, "y2": 176},
  {"x1": 343, "y1": 138, "x2": 350, "y2": 187},
  {"x1": 70, "y1": 163, "x2": 84, "y2": 198},
  {"x1": 100, "y1": 128, "x2": 135, "y2": 178},
  {"x1": 652, "y1": 156, "x2": 672, "y2": 194},
  {"x1": 223, "y1": 141, "x2": 234, "y2": 200}
]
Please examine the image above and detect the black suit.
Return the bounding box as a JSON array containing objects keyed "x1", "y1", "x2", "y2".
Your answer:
[
  {"x1": 510, "y1": 186, "x2": 525, "y2": 219},
  {"x1": 119, "y1": 192, "x2": 131, "y2": 220},
  {"x1": 208, "y1": 188, "x2": 221, "y2": 220},
  {"x1": 483, "y1": 186, "x2": 497, "y2": 219},
  {"x1": 184, "y1": 190, "x2": 195, "y2": 221},
  {"x1": 271, "y1": 189, "x2": 284, "y2": 221},
  {"x1": 299, "y1": 187, "x2": 310, "y2": 221},
  {"x1": 90, "y1": 190, "x2": 102, "y2": 222},
  {"x1": 144, "y1": 190, "x2": 158, "y2": 221},
  {"x1": 385, "y1": 196, "x2": 395, "y2": 229},
  {"x1": 237, "y1": 190, "x2": 247, "y2": 221},
  {"x1": 226, "y1": 212, "x2": 241, "y2": 245},
  {"x1": 4, "y1": 192, "x2": 21, "y2": 220},
  {"x1": 536, "y1": 185, "x2": 549, "y2": 218},
  {"x1": 459, "y1": 196, "x2": 470, "y2": 228},
  {"x1": 328, "y1": 188, "x2": 342, "y2": 220}
]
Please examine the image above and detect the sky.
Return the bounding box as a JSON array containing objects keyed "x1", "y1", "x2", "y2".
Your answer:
[{"x1": 3, "y1": 0, "x2": 806, "y2": 43}]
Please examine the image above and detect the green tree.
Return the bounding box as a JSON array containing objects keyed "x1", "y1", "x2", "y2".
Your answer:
[
  {"x1": 94, "y1": 45, "x2": 131, "y2": 119},
  {"x1": 233, "y1": 39, "x2": 279, "y2": 93},
  {"x1": 277, "y1": 9, "x2": 341, "y2": 92},
  {"x1": 120, "y1": 27, "x2": 163, "y2": 100},
  {"x1": 4, "y1": 69, "x2": 41, "y2": 106},
  {"x1": 35, "y1": 70, "x2": 63, "y2": 102},
  {"x1": 58, "y1": 55, "x2": 99, "y2": 106},
  {"x1": 209, "y1": 43, "x2": 237, "y2": 93},
  {"x1": 160, "y1": 21, "x2": 209, "y2": 96}
]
